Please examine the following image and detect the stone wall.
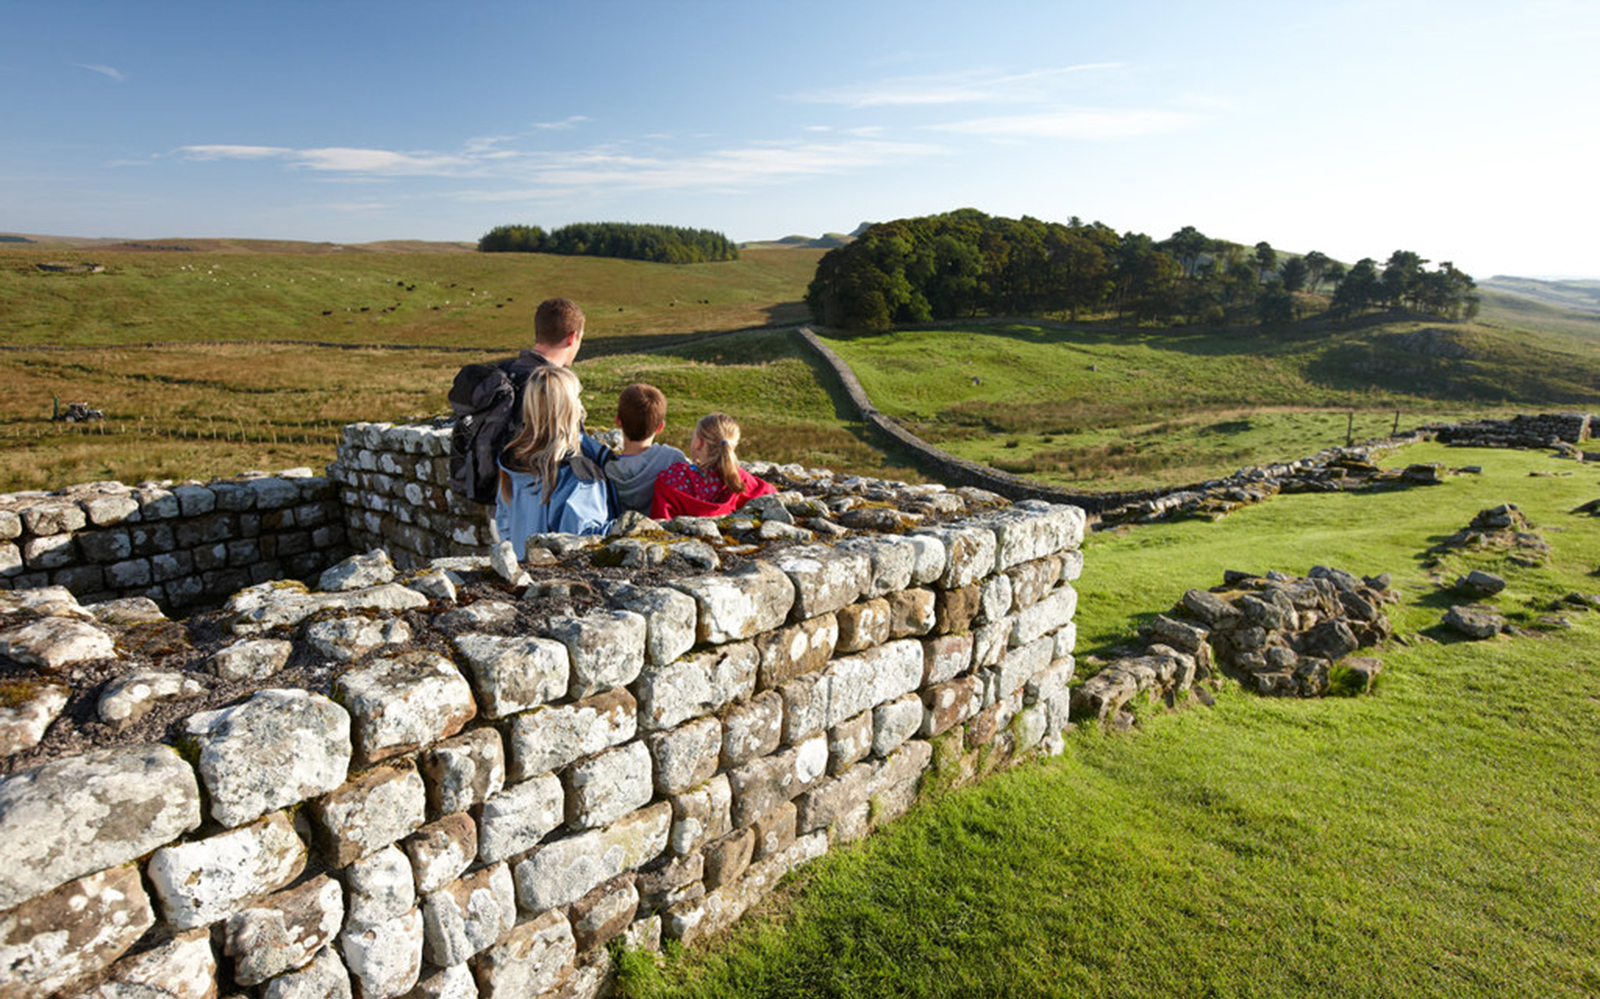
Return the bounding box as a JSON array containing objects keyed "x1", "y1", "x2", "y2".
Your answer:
[
  {"x1": 0, "y1": 490, "x2": 1085, "y2": 999},
  {"x1": 0, "y1": 471, "x2": 347, "y2": 609},
  {"x1": 327, "y1": 419, "x2": 493, "y2": 569},
  {"x1": 1430, "y1": 412, "x2": 1592, "y2": 448}
]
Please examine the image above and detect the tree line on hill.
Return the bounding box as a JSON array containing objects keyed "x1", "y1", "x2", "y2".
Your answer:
[
  {"x1": 477, "y1": 222, "x2": 738, "y2": 263},
  {"x1": 805, "y1": 209, "x2": 1478, "y2": 332}
]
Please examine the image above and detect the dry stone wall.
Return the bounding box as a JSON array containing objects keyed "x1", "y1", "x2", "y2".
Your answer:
[
  {"x1": 0, "y1": 473, "x2": 1085, "y2": 999},
  {"x1": 0, "y1": 471, "x2": 346, "y2": 609}
]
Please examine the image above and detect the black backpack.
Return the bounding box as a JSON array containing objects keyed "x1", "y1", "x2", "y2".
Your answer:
[{"x1": 448, "y1": 360, "x2": 524, "y2": 505}]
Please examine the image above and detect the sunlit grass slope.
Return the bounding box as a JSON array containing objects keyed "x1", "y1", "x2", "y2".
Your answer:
[
  {"x1": 0, "y1": 329, "x2": 909, "y2": 492},
  {"x1": 0, "y1": 244, "x2": 822, "y2": 348},
  {"x1": 822, "y1": 321, "x2": 1600, "y2": 490},
  {"x1": 617, "y1": 442, "x2": 1600, "y2": 999}
]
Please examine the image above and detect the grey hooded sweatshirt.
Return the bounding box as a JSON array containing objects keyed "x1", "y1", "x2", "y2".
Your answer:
[{"x1": 605, "y1": 444, "x2": 688, "y2": 513}]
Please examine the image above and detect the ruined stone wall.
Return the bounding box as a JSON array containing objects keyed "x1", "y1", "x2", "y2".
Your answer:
[
  {"x1": 0, "y1": 471, "x2": 346, "y2": 609},
  {"x1": 327, "y1": 419, "x2": 492, "y2": 569},
  {"x1": 0, "y1": 492, "x2": 1085, "y2": 999},
  {"x1": 1430, "y1": 412, "x2": 1591, "y2": 447}
]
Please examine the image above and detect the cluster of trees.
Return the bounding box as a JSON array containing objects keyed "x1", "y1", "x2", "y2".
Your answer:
[
  {"x1": 805, "y1": 210, "x2": 1477, "y2": 331},
  {"x1": 477, "y1": 222, "x2": 738, "y2": 263}
]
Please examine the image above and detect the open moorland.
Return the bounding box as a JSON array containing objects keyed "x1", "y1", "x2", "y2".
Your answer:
[{"x1": 4, "y1": 241, "x2": 1599, "y2": 495}]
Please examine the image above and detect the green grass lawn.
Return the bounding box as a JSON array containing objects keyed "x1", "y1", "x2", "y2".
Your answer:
[
  {"x1": 617, "y1": 442, "x2": 1600, "y2": 998},
  {"x1": 821, "y1": 322, "x2": 1600, "y2": 491}
]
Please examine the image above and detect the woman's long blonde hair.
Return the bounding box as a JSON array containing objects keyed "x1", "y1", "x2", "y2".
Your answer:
[
  {"x1": 503, "y1": 366, "x2": 585, "y2": 503},
  {"x1": 693, "y1": 412, "x2": 743, "y2": 493}
]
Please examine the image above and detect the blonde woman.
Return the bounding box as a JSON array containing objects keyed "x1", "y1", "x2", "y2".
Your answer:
[
  {"x1": 495, "y1": 366, "x2": 617, "y2": 556},
  {"x1": 649, "y1": 412, "x2": 775, "y2": 520}
]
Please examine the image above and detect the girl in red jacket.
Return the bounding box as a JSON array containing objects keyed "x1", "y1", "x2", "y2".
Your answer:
[{"x1": 649, "y1": 412, "x2": 776, "y2": 520}]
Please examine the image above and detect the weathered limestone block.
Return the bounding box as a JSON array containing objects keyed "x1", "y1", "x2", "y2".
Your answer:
[
  {"x1": 476, "y1": 775, "x2": 563, "y2": 864},
  {"x1": 451, "y1": 633, "x2": 569, "y2": 718},
  {"x1": 0, "y1": 616, "x2": 116, "y2": 671},
  {"x1": 305, "y1": 617, "x2": 413, "y2": 664},
  {"x1": 905, "y1": 533, "x2": 947, "y2": 586},
  {"x1": 885, "y1": 588, "x2": 936, "y2": 639},
  {"x1": 720, "y1": 689, "x2": 783, "y2": 768},
  {"x1": 922, "y1": 633, "x2": 974, "y2": 685},
  {"x1": 872, "y1": 693, "x2": 924, "y2": 758},
  {"x1": 992, "y1": 635, "x2": 1055, "y2": 701},
  {"x1": 1005, "y1": 556, "x2": 1061, "y2": 610},
  {"x1": 933, "y1": 584, "x2": 980, "y2": 635},
  {"x1": 22, "y1": 501, "x2": 88, "y2": 536},
  {"x1": 669, "y1": 774, "x2": 732, "y2": 856},
  {"x1": 796, "y1": 759, "x2": 876, "y2": 835},
  {"x1": 339, "y1": 905, "x2": 423, "y2": 999},
  {"x1": 976, "y1": 573, "x2": 1014, "y2": 625},
  {"x1": 921, "y1": 675, "x2": 983, "y2": 737},
  {"x1": 632, "y1": 641, "x2": 757, "y2": 731},
  {"x1": 260, "y1": 944, "x2": 351, "y2": 999},
  {"x1": 182, "y1": 689, "x2": 352, "y2": 827},
  {"x1": 512, "y1": 802, "x2": 671, "y2": 911},
  {"x1": 912, "y1": 524, "x2": 995, "y2": 589},
  {"x1": 97, "y1": 669, "x2": 205, "y2": 732},
  {"x1": 418, "y1": 728, "x2": 505, "y2": 816},
  {"x1": 826, "y1": 711, "x2": 873, "y2": 775},
  {"x1": 826, "y1": 639, "x2": 924, "y2": 727},
  {"x1": 636, "y1": 853, "x2": 702, "y2": 911},
  {"x1": 321, "y1": 550, "x2": 398, "y2": 592},
  {"x1": 225, "y1": 874, "x2": 344, "y2": 985},
  {"x1": 334, "y1": 652, "x2": 477, "y2": 765},
  {"x1": 229, "y1": 583, "x2": 428, "y2": 636},
  {"x1": 568, "y1": 877, "x2": 639, "y2": 953},
  {"x1": 0, "y1": 864, "x2": 153, "y2": 999},
  {"x1": 1182, "y1": 587, "x2": 1241, "y2": 628},
  {"x1": 1142, "y1": 613, "x2": 1207, "y2": 654},
  {"x1": 210, "y1": 638, "x2": 294, "y2": 681},
  {"x1": 777, "y1": 672, "x2": 827, "y2": 745},
  {"x1": 701, "y1": 830, "x2": 754, "y2": 891},
  {"x1": 971, "y1": 616, "x2": 1013, "y2": 669},
  {"x1": 835, "y1": 598, "x2": 891, "y2": 653},
  {"x1": 669, "y1": 561, "x2": 795, "y2": 643},
  {"x1": 1012, "y1": 584, "x2": 1077, "y2": 647},
  {"x1": 0, "y1": 744, "x2": 201, "y2": 910},
  {"x1": 648, "y1": 716, "x2": 722, "y2": 796},
  {"x1": 342, "y1": 845, "x2": 416, "y2": 934},
  {"x1": 147, "y1": 811, "x2": 308, "y2": 929},
  {"x1": 84, "y1": 493, "x2": 141, "y2": 528},
  {"x1": 545, "y1": 610, "x2": 646, "y2": 698},
  {"x1": 405, "y1": 569, "x2": 456, "y2": 604},
  {"x1": 312, "y1": 763, "x2": 427, "y2": 868},
  {"x1": 22, "y1": 532, "x2": 75, "y2": 570},
  {"x1": 80, "y1": 927, "x2": 216, "y2": 999},
  {"x1": 838, "y1": 535, "x2": 917, "y2": 598},
  {"x1": 433, "y1": 599, "x2": 515, "y2": 632},
  {"x1": 727, "y1": 734, "x2": 828, "y2": 827},
  {"x1": 0, "y1": 680, "x2": 69, "y2": 756},
  {"x1": 505, "y1": 687, "x2": 636, "y2": 781},
  {"x1": 403, "y1": 813, "x2": 476, "y2": 894},
  {"x1": 973, "y1": 502, "x2": 1085, "y2": 571},
  {"x1": 754, "y1": 614, "x2": 838, "y2": 690},
  {"x1": 769, "y1": 544, "x2": 870, "y2": 619},
  {"x1": 750, "y1": 800, "x2": 797, "y2": 860},
  {"x1": 600, "y1": 583, "x2": 696, "y2": 666},
  {"x1": 420, "y1": 864, "x2": 516, "y2": 967},
  {"x1": 565, "y1": 740, "x2": 654, "y2": 830},
  {"x1": 470, "y1": 909, "x2": 575, "y2": 999},
  {"x1": 404, "y1": 963, "x2": 475, "y2": 999},
  {"x1": 867, "y1": 739, "x2": 933, "y2": 828}
]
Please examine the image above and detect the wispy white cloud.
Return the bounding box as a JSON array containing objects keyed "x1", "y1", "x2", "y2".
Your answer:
[
  {"x1": 182, "y1": 144, "x2": 294, "y2": 160},
  {"x1": 929, "y1": 107, "x2": 1198, "y2": 140},
  {"x1": 80, "y1": 63, "x2": 127, "y2": 83},
  {"x1": 531, "y1": 115, "x2": 590, "y2": 130},
  {"x1": 180, "y1": 144, "x2": 470, "y2": 174},
  {"x1": 790, "y1": 64, "x2": 1124, "y2": 108}
]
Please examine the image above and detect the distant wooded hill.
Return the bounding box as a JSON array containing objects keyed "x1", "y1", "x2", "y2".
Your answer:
[{"x1": 478, "y1": 222, "x2": 738, "y2": 263}]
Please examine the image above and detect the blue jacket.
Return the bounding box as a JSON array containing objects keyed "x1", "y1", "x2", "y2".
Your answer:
[{"x1": 495, "y1": 434, "x2": 617, "y2": 558}]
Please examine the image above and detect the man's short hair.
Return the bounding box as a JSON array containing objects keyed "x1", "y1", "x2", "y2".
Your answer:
[
  {"x1": 534, "y1": 297, "x2": 584, "y2": 346},
  {"x1": 616, "y1": 383, "x2": 667, "y2": 442}
]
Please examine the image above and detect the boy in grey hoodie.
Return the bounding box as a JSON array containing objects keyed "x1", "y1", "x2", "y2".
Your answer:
[{"x1": 606, "y1": 383, "x2": 688, "y2": 514}]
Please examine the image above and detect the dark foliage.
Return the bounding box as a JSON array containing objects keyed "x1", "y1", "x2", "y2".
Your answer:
[{"x1": 477, "y1": 222, "x2": 738, "y2": 263}]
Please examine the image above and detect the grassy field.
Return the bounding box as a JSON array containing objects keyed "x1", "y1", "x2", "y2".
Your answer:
[
  {"x1": 0, "y1": 245, "x2": 848, "y2": 491},
  {"x1": 616, "y1": 441, "x2": 1600, "y2": 998},
  {"x1": 822, "y1": 317, "x2": 1600, "y2": 490}
]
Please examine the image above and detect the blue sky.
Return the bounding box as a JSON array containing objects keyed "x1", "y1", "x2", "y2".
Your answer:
[{"x1": 4, "y1": 0, "x2": 1597, "y2": 278}]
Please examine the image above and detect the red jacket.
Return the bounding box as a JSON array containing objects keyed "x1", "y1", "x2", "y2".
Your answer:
[{"x1": 649, "y1": 462, "x2": 777, "y2": 520}]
